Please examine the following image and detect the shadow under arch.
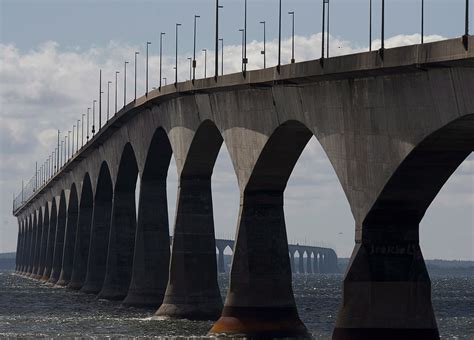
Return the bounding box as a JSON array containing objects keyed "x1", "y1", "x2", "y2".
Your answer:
[
  {"x1": 212, "y1": 120, "x2": 313, "y2": 337},
  {"x1": 334, "y1": 114, "x2": 474, "y2": 340},
  {"x1": 69, "y1": 173, "x2": 94, "y2": 290},
  {"x1": 98, "y1": 143, "x2": 139, "y2": 300},
  {"x1": 48, "y1": 191, "x2": 67, "y2": 284},
  {"x1": 157, "y1": 119, "x2": 224, "y2": 320},
  {"x1": 57, "y1": 183, "x2": 79, "y2": 286},
  {"x1": 26, "y1": 212, "x2": 37, "y2": 276},
  {"x1": 37, "y1": 203, "x2": 50, "y2": 279},
  {"x1": 81, "y1": 162, "x2": 113, "y2": 294},
  {"x1": 31, "y1": 207, "x2": 43, "y2": 279},
  {"x1": 42, "y1": 199, "x2": 57, "y2": 281},
  {"x1": 124, "y1": 127, "x2": 173, "y2": 307}
]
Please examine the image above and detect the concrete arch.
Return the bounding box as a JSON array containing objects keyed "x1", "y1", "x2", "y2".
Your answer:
[
  {"x1": 37, "y1": 204, "x2": 49, "y2": 278},
  {"x1": 69, "y1": 173, "x2": 94, "y2": 290},
  {"x1": 99, "y1": 143, "x2": 139, "y2": 300},
  {"x1": 81, "y1": 161, "x2": 113, "y2": 294},
  {"x1": 157, "y1": 119, "x2": 224, "y2": 320},
  {"x1": 32, "y1": 207, "x2": 43, "y2": 278},
  {"x1": 42, "y1": 199, "x2": 57, "y2": 280},
  {"x1": 214, "y1": 120, "x2": 313, "y2": 336},
  {"x1": 336, "y1": 114, "x2": 474, "y2": 339},
  {"x1": 57, "y1": 183, "x2": 79, "y2": 286},
  {"x1": 49, "y1": 191, "x2": 67, "y2": 284},
  {"x1": 124, "y1": 127, "x2": 173, "y2": 307}
]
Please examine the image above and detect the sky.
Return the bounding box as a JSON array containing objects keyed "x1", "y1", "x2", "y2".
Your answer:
[{"x1": 0, "y1": 0, "x2": 472, "y2": 260}]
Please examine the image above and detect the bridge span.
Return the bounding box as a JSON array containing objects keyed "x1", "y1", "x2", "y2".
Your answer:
[{"x1": 12, "y1": 36, "x2": 474, "y2": 339}]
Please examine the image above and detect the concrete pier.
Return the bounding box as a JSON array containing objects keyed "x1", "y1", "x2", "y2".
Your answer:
[
  {"x1": 48, "y1": 193, "x2": 67, "y2": 284},
  {"x1": 35, "y1": 207, "x2": 48, "y2": 278},
  {"x1": 42, "y1": 201, "x2": 57, "y2": 281}
]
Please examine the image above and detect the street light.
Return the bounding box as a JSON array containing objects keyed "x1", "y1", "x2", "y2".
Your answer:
[
  {"x1": 381, "y1": 0, "x2": 385, "y2": 54},
  {"x1": 260, "y1": 21, "x2": 266, "y2": 68},
  {"x1": 124, "y1": 61, "x2": 129, "y2": 107},
  {"x1": 175, "y1": 23, "x2": 182, "y2": 85},
  {"x1": 278, "y1": 0, "x2": 282, "y2": 70},
  {"x1": 87, "y1": 107, "x2": 90, "y2": 141},
  {"x1": 219, "y1": 38, "x2": 224, "y2": 76},
  {"x1": 115, "y1": 71, "x2": 119, "y2": 114},
  {"x1": 288, "y1": 11, "x2": 295, "y2": 63},
  {"x1": 322, "y1": 0, "x2": 328, "y2": 59},
  {"x1": 193, "y1": 15, "x2": 200, "y2": 81},
  {"x1": 99, "y1": 69, "x2": 102, "y2": 129},
  {"x1": 134, "y1": 51, "x2": 139, "y2": 101},
  {"x1": 92, "y1": 100, "x2": 97, "y2": 136},
  {"x1": 187, "y1": 57, "x2": 192, "y2": 81},
  {"x1": 72, "y1": 126, "x2": 75, "y2": 155},
  {"x1": 77, "y1": 120, "x2": 80, "y2": 152},
  {"x1": 243, "y1": 0, "x2": 248, "y2": 72},
  {"x1": 107, "y1": 81, "x2": 112, "y2": 120},
  {"x1": 369, "y1": 0, "x2": 372, "y2": 51},
  {"x1": 160, "y1": 32, "x2": 165, "y2": 90},
  {"x1": 82, "y1": 114, "x2": 85, "y2": 146},
  {"x1": 421, "y1": 0, "x2": 424, "y2": 44},
  {"x1": 202, "y1": 49, "x2": 207, "y2": 78},
  {"x1": 215, "y1": 0, "x2": 224, "y2": 80},
  {"x1": 464, "y1": 0, "x2": 469, "y2": 49},
  {"x1": 327, "y1": 0, "x2": 330, "y2": 58},
  {"x1": 146, "y1": 42, "x2": 151, "y2": 95},
  {"x1": 239, "y1": 29, "x2": 245, "y2": 72}
]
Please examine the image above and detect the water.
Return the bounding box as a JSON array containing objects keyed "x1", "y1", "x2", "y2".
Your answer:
[{"x1": 0, "y1": 272, "x2": 473, "y2": 339}]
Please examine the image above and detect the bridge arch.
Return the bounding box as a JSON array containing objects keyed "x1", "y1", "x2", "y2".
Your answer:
[
  {"x1": 124, "y1": 127, "x2": 173, "y2": 306},
  {"x1": 37, "y1": 203, "x2": 49, "y2": 279},
  {"x1": 32, "y1": 207, "x2": 43, "y2": 278},
  {"x1": 81, "y1": 161, "x2": 113, "y2": 294},
  {"x1": 99, "y1": 143, "x2": 139, "y2": 300},
  {"x1": 335, "y1": 114, "x2": 474, "y2": 339},
  {"x1": 57, "y1": 183, "x2": 79, "y2": 286},
  {"x1": 157, "y1": 119, "x2": 224, "y2": 320},
  {"x1": 42, "y1": 199, "x2": 57, "y2": 280}
]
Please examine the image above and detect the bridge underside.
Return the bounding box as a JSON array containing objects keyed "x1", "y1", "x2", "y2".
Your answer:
[{"x1": 13, "y1": 37, "x2": 474, "y2": 339}]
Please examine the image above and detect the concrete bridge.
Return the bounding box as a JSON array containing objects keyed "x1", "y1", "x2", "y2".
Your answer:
[{"x1": 12, "y1": 37, "x2": 474, "y2": 339}]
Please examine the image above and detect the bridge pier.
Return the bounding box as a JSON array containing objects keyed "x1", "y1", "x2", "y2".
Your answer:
[
  {"x1": 217, "y1": 245, "x2": 225, "y2": 274},
  {"x1": 48, "y1": 194, "x2": 67, "y2": 284},
  {"x1": 42, "y1": 202, "x2": 57, "y2": 281},
  {"x1": 333, "y1": 234, "x2": 439, "y2": 340},
  {"x1": 35, "y1": 209, "x2": 48, "y2": 279},
  {"x1": 57, "y1": 190, "x2": 78, "y2": 286},
  {"x1": 306, "y1": 252, "x2": 313, "y2": 274},
  {"x1": 298, "y1": 252, "x2": 304, "y2": 274},
  {"x1": 81, "y1": 169, "x2": 113, "y2": 294},
  {"x1": 210, "y1": 192, "x2": 308, "y2": 338},
  {"x1": 289, "y1": 252, "x2": 295, "y2": 274}
]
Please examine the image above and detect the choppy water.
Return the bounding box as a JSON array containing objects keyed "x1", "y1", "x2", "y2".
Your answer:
[{"x1": 0, "y1": 271, "x2": 473, "y2": 339}]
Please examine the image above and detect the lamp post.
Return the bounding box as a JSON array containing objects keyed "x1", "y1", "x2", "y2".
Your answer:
[
  {"x1": 68, "y1": 131, "x2": 71, "y2": 160},
  {"x1": 124, "y1": 61, "x2": 129, "y2": 107},
  {"x1": 115, "y1": 71, "x2": 119, "y2": 114},
  {"x1": 193, "y1": 15, "x2": 200, "y2": 81},
  {"x1": 381, "y1": 0, "x2": 385, "y2": 52},
  {"x1": 260, "y1": 21, "x2": 266, "y2": 68},
  {"x1": 160, "y1": 32, "x2": 165, "y2": 90},
  {"x1": 87, "y1": 107, "x2": 90, "y2": 141},
  {"x1": 146, "y1": 42, "x2": 151, "y2": 95},
  {"x1": 278, "y1": 0, "x2": 282, "y2": 70},
  {"x1": 202, "y1": 49, "x2": 207, "y2": 78},
  {"x1": 327, "y1": 0, "x2": 330, "y2": 58},
  {"x1": 219, "y1": 38, "x2": 224, "y2": 76},
  {"x1": 239, "y1": 29, "x2": 245, "y2": 72},
  {"x1": 243, "y1": 0, "x2": 247, "y2": 72},
  {"x1": 215, "y1": 0, "x2": 223, "y2": 80},
  {"x1": 57, "y1": 130, "x2": 60, "y2": 170},
  {"x1": 421, "y1": 0, "x2": 424, "y2": 44},
  {"x1": 82, "y1": 114, "x2": 85, "y2": 146},
  {"x1": 60, "y1": 141, "x2": 63, "y2": 167},
  {"x1": 134, "y1": 51, "x2": 139, "y2": 101},
  {"x1": 187, "y1": 57, "x2": 192, "y2": 81},
  {"x1": 107, "y1": 81, "x2": 112, "y2": 121},
  {"x1": 72, "y1": 126, "x2": 75, "y2": 155},
  {"x1": 369, "y1": 0, "x2": 372, "y2": 51},
  {"x1": 92, "y1": 100, "x2": 97, "y2": 136},
  {"x1": 99, "y1": 69, "x2": 102, "y2": 129},
  {"x1": 289, "y1": 11, "x2": 295, "y2": 63},
  {"x1": 322, "y1": 0, "x2": 328, "y2": 59},
  {"x1": 175, "y1": 23, "x2": 181, "y2": 85},
  {"x1": 77, "y1": 120, "x2": 79, "y2": 152}
]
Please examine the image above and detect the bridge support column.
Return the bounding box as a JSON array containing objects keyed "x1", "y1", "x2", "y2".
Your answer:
[
  {"x1": 42, "y1": 207, "x2": 57, "y2": 281},
  {"x1": 298, "y1": 253, "x2": 305, "y2": 274},
  {"x1": 26, "y1": 220, "x2": 35, "y2": 276},
  {"x1": 32, "y1": 215, "x2": 43, "y2": 279},
  {"x1": 123, "y1": 179, "x2": 170, "y2": 307},
  {"x1": 81, "y1": 198, "x2": 112, "y2": 294},
  {"x1": 35, "y1": 215, "x2": 48, "y2": 279},
  {"x1": 333, "y1": 228, "x2": 439, "y2": 340},
  {"x1": 290, "y1": 252, "x2": 295, "y2": 274},
  {"x1": 27, "y1": 217, "x2": 37, "y2": 276},
  {"x1": 57, "y1": 205, "x2": 78, "y2": 286},
  {"x1": 306, "y1": 253, "x2": 313, "y2": 274},
  {"x1": 217, "y1": 245, "x2": 225, "y2": 273},
  {"x1": 48, "y1": 198, "x2": 67, "y2": 284},
  {"x1": 210, "y1": 192, "x2": 308, "y2": 338},
  {"x1": 156, "y1": 177, "x2": 223, "y2": 320}
]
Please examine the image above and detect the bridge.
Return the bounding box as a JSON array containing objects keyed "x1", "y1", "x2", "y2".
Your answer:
[{"x1": 11, "y1": 36, "x2": 474, "y2": 339}]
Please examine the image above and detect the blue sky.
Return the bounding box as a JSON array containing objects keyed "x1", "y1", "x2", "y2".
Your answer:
[{"x1": 0, "y1": 0, "x2": 472, "y2": 260}]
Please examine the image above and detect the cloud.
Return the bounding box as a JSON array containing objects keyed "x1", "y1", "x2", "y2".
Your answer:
[{"x1": 1, "y1": 33, "x2": 472, "y2": 260}]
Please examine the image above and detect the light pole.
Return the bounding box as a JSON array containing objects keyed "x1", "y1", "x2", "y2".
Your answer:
[
  {"x1": 134, "y1": 51, "x2": 139, "y2": 101},
  {"x1": 260, "y1": 21, "x2": 266, "y2": 68},
  {"x1": 82, "y1": 114, "x2": 85, "y2": 146},
  {"x1": 202, "y1": 49, "x2": 207, "y2": 78},
  {"x1": 219, "y1": 38, "x2": 224, "y2": 76},
  {"x1": 160, "y1": 32, "x2": 165, "y2": 90},
  {"x1": 87, "y1": 107, "x2": 90, "y2": 141},
  {"x1": 278, "y1": 0, "x2": 282, "y2": 70},
  {"x1": 115, "y1": 71, "x2": 119, "y2": 114},
  {"x1": 369, "y1": 0, "x2": 372, "y2": 51},
  {"x1": 146, "y1": 42, "x2": 151, "y2": 95},
  {"x1": 215, "y1": 0, "x2": 223, "y2": 80},
  {"x1": 92, "y1": 100, "x2": 97, "y2": 136},
  {"x1": 175, "y1": 23, "x2": 181, "y2": 85},
  {"x1": 68, "y1": 131, "x2": 71, "y2": 160},
  {"x1": 124, "y1": 61, "x2": 129, "y2": 107},
  {"x1": 99, "y1": 69, "x2": 102, "y2": 129},
  {"x1": 421, "y1": 0, "x2": 424, "y2": 44},
  {"x1": 188, "y1": 57, "x2": 192, "y2": 81},
  {"x1": 289, "y1": 11, "x2": 295, "y2": 63},
  {"x1": 327, "y1": 0, "x2": 330, "y2": 58},
  {"x1": 57, "y1": 130, "x2": 60, "y2": 170},
  {"x1": 76, "y1": 120, "x2": 79, "y2": 152},
  {"x1": 322, "y1": 0, "x2": 328, "y2": 59},
  {"x1": 193, "y1": 15, "x2": 200, "y2": 81},
  {"x1": 239, "y1": 29, "x2": 245, "y2": 72},
  {"x1": 107, "y1": 81, "x2": 112, "y2": 121},
  {"x1": 381, "y1": 0, "x2": 385, "y2": 53},
  {"x1": 72, "y1": 126, "x2": 75, "y2": 155},
  {"x1": 60, "y1": 141, "x2": 63, "y2": 167},
  {"x1": 243, "y1": 0, "x2": 247, "y2": 72}
]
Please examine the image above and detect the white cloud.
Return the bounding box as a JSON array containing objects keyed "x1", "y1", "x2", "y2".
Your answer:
[{"x1": 1, "y1": 33, "x2": 472, "y2": 261}]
